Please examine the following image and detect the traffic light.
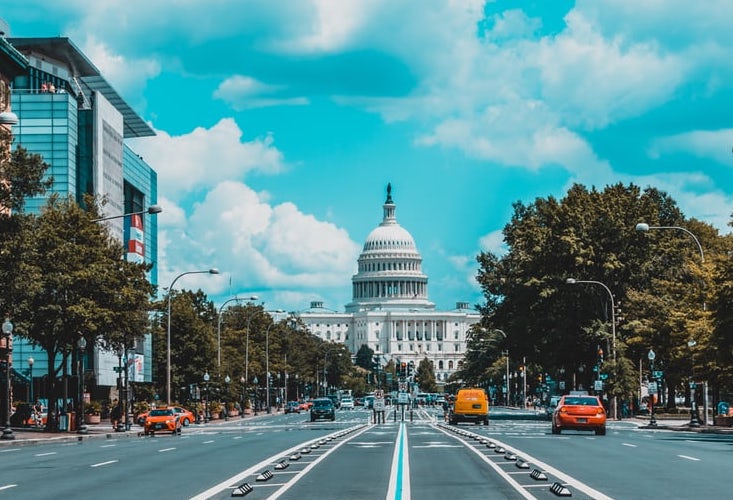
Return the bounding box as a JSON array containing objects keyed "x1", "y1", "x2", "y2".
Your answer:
[
  {"x1": 598, "y1": 347, "x2": 604, "y2": 364},
  {"x1": 407, "y1": 361, "x2": 414, "y2": 378},
  {"x1": 400, "y1": 362, "x2": 407, "y2": 377}
]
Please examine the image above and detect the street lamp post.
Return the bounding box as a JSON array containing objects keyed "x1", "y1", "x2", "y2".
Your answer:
[
  {"x1": 648, "y1": 349, "x2": 657, "y2": 427},
  {"x1": 252, "y1": 376, "x2": 259, "y2": 415},
  {"x1": 566, "y1": 278, "x2": 618, "y2": 420},
  {"x1": 2, "y1": 318, "x2": 14, "y2": 440},
  {"x1": 264, "y1": 314, "x2": 284, "y2": 414},
  {"x1": 636, "y1": 222, "x2": 707, "y2": 427},
  {"x1": 166, "y1": 268, "x2": 219, "y2": 405},
  {"x1": 116, "y1": 348, "x2": 125, "y2": 432},
  {"x1": 203, "y1": 371, "x2": 210, "y2": 423},
  {"x1": 224, "y1": 374, "x2": 230, "y2": 421},
  {"x1": 240, "y1": 376, "x2": 245, "y2": 418},
  {"x1": 687, "y1": 340, "x2": 701, "y2": 427},
  {"x1": 217, "y1": 295, "x2": 258, "y2": 374},
  {"x1": 27, "y1": 357, "x2": 34, "y2": 403},
  {"x1": 77, "y1": 337, "x2": 88, "y2": 434}
]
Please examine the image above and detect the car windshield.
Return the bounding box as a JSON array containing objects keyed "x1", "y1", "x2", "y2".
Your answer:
[
  {"x1": 149, "y1": 409, "x2": 173, "y2": 416},
  {"x1": 563, "y1": 397, "x2": 599, "y2": 406},
  {"x1": 313, "y1": 399, "x2": 332, "y2": 408}
]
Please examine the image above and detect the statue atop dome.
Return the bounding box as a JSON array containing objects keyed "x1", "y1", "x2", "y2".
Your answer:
[{"x1": 386, "y1": 182, "x2": 393, "y2": 203}]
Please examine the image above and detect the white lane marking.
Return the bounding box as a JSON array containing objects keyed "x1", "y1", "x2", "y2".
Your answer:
[
  {"x1": 436, "y1": 427, "x2": 535, "y2": 500},
  {"x1": 233, "y1": 436, "x2": 243, "y2": 440},
  {"x1": 386, "y1": 422, "x2": 410, "y2": 500},
  {"x1": 0, "y1": 448, "x2": 20, "y2": 453},
  {"x1": 678, "y1": 455, "x2": 701, "y2": 461},
  {"x1": 0, "y1": 484, "x2": 17, "y2": 491},
  {"x1": 190, "y1": 425, "x2": 368, "y2": 500},
  {"x1": 438, "y1": 425, "x2": 615, "y2": 500},
  {"x1": 158, "y1": 447, "x2": 176, "y2": 452},
  {"x1": 100, "y1": 444, "x2": 117, "y2": 448},
  {"x1": 91, "y1": 460, "x2": 118, "y2": 467},
  {"x1": 622, "y1": 443, "x2": 637, "y2": 447},
  {"x1": 412, "y1": 444, "x2": 463, "y2": 448},
  {"x1": 34, "y1": 452, "x2": 57, "y2": 457},
  {"x1": 203, "y1": 440, "x2": 215, "y2": 444}
]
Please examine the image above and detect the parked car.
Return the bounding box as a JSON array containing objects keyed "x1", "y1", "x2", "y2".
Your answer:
[
  {"x1": 171, "y1": 406, "x2": 195, "y2": 426},
  {"x1": 310, "y1": 398, "x2": 336, "y2": 422},
  {"x1": 143, "y1": 408, "x2": 182, "y2": 436},
  {"x1": 552, "y1": 395, "x2": 606, "y2": 435},
  {"x1": 285, "y1": 401, "x2": 301, "y2": 414},
  {"x1": 340, "y1": 397, "x2": 355, "y2": 410}
]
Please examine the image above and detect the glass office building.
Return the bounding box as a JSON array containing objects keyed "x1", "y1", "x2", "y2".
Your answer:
[{"x1": 7, "y1": 37, "x2": 159, "y2": 399}]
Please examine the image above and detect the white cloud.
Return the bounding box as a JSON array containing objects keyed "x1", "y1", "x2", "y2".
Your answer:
[
  {"x1": 213, "y1": 75, "x2": 309, "y2": 110},
  {"x1": 158, "y1": 181, "x2": 360, "y2": 301},
  {"x1": 649, "y1": 129, "x2": 733, "y2": 167},
  {"x1": 479, "y1": 230, "x2": 507, "y2": 256},
  {"x1": 130, "y1": 119, "x2": 285, "y2": 198}
]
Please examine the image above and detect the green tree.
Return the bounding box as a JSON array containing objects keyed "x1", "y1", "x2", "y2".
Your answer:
[
  {"x1": 354, "y1": 344, "x2": 375, "y2": 371},
  {"x1": 13, "y1": 195, "x2": 153, "y2": 429},
  {"x1": 416, "y1": 357, "x2": 438, "y2": 393},
  {"x1": 472, "y1": 182, "x2": 725, "y2": 410}
]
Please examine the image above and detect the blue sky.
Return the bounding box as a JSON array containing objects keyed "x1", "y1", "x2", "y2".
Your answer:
[{"x1": 3, "y1": 1, "x2": 733, "y2": 313}]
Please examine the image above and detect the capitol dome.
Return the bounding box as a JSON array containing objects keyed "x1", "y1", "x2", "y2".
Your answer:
[{"x1": 346, "y1": 184, "x2": 434, "y2": 312}]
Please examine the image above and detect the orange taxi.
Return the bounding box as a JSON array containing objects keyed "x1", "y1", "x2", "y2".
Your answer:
[
  {"x1": 143, "y1": 408, "x2": 183, "y2": 436},
  {"x1": 551, "y1": 395, "x2": 606, "y2": 435},
  {"x1": 171, "y1": 406, "x2": 195, "y2": 426}
]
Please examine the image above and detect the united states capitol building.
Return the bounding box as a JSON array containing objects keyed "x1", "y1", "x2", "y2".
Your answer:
[{"x1": 297, "y1": 185, "x2": 480, "y2": 385}]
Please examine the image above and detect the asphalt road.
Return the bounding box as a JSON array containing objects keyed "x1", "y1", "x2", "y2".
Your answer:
[{"x1": 1, "y1": 406, "x2": 731, "y2": 499}]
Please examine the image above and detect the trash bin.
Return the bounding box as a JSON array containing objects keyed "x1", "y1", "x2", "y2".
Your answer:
[{"x1": 717, "y1": 401, "x2": 729, "y2": 416}]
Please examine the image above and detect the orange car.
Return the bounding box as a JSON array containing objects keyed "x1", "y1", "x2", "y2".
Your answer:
[
  {"x1": 171, "y1": 406, "x2": 195, "y2": 426},
  {"x1": 143, "y1": 408, "x2": 182, "y2": 436},
  {"x1": 552, "y1": 395, "x2": 606, "y2": 435}
]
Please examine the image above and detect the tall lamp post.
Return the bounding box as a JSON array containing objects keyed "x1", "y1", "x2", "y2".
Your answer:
[
  {"x1": 687, "y1": 340, "x2": 701, "y2": 427},
  {"x1": 27, "y1": 357, "x2": 34, "y2": 403},
  {"x1": 636, "y1": 222, "x2": 706, "y2": 426},
  {"x1": 203, "y1": 371, "x2": 210, "y2": 423},
  {"x1": 166, "y1": 268, "x2": 219, "y2": 405},
  {"x1": 240, "y1": 376, "x2": 246, "y2": 418},
  {"x1": 264, "y1": 313, "x2": 284, "y2": 414},
  {"x1": 648, "y1": 349, "x2": 657, "y2": 427},
  {"x1": 77, "y1": 337, "x2": 88, "y2": 434},
  {"x1": 252, "y1": 376, "x2": 259, "y2": 415},
  {"x1": 217, "y1": 295, "x2": 258, "y2": 374},
  {"x1": 223, "y1": 374, "x2": 230, "y2": 420},
  {"x1": 2, "y1": 318, "x2": 14, "y2": 440},
  {"x1": 566, "y1": 278, "x2": 617, "y2": 420}
]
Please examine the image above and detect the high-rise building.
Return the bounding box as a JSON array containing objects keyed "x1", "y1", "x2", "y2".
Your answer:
[
  {"x1": 4, "y1": 33, "x2": 159, "y2": 400},
  {"x1": 298, "y1": 185, "x2": 479, "y2": 387}
]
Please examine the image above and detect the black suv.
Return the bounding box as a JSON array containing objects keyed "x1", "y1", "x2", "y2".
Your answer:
[{"x1": 310, "y1": 398, "x2": 336, "y2": 422}]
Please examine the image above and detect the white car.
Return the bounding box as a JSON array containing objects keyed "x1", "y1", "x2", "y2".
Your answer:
[{"x1": 340, "y1": 397, "x2": 355, "y2": 410}]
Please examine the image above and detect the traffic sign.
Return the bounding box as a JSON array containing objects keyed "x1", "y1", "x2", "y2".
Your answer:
[
  {"x1": 599, "y1": 374, "x2": 608, "y2": 380},
  {"x1": 648, "y1": 382, "x2": 658, "y2": 395},
  {"x1": 113, "y1": 366, "x2": 123, "y2": 373},
  {"x1": 653, "y1": 371, "x2": 663, "y2": 379},
  {"x1": 397, "y1": 392, "x2": 409, "y2": 404}
]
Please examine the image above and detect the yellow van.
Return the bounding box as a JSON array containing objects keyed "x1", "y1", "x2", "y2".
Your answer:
[{"x1": 449, "y1": 388, "x2": 489, "y2": 425}]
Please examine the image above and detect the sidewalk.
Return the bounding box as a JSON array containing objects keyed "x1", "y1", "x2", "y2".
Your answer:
[{"x1": 0, "y1": 410, "x2": 276, "y2": 447}]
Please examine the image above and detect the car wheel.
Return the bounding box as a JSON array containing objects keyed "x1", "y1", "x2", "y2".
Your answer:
[
  {"x1": 551, "y1": 423, "x2": 560, "y2": 434},
  {"x1": 183, "y1": 418, "x2": 190, "y2": 426},
  {"x1": 484, "y1": 419, "x2": 489, "y2": 425},
  {"x1": 595, "y1": 426, "x2": 606, "y2": 436}
]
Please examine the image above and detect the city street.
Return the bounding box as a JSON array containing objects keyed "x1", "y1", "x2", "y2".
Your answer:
[{"x1": 1, "y1": 406, "x2": 731, "y2": 499}]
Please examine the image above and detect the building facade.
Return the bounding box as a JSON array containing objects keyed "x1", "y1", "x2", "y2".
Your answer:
[
  {"x1": 298, "y1": 185, "x2": 479, "y2": 385},
  {"x1": 3, "y1": 33, "x2": 159, "y2": 402}
]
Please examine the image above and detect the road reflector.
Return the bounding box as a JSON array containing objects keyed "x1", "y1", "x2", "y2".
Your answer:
[
  {"x1": 530, "y1": 469, "x2": 548, "y2": 481},
  {"x1": 289, "y1": 453, "x2": 302, "y2": 461},
  {"x1": 231, "y1": 483, "x2": 253, "y2": 496},
  {"x1": 256, "y1": 470, "x2": 274, "y2": 482},
  {"x1": 515, "y1": 459, "x2": 530, "y2": 469},
  {"x1": 274, "y1": 460, "x2": 289, "y2": 470},
  {"x1": 549, "y1": 482, "x2": 572, "y2": 496},
  {"x1": 503, "y1": 451, "x2": 517, "y2": 461}
]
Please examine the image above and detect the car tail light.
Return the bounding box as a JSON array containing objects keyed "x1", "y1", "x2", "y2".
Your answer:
[
  {"x1": 558, "y1": 406, "x2": 567, "y2": 413},
  {"x1": 596, "y1": 408, "x2": 605, "y2": 415}
]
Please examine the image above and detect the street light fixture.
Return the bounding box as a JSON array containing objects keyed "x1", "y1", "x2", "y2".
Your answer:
[
  {"x1": 565, "y1": 277, "x2": 618, "y2": 419},
  {"x1": 166, "y1": 268, "x2": 220, "y2": 405},
  {"x1": 77, "y1": 337, "x2": 88, "y2": 434},
  {"x1": 27, "y1": 357, "x2": 34, "y2": 403},
  {"x1": 648, "y1": 349, "x2": 657, "y2": 427},
  {"x1": 217, "y1": 295, "x2": 258, "y2": 374},
  {"x1": 91, "y1": 205, "x2": 163, "y2": 223},
  {"x1": 636, "y1": 222, "x2": 707, "y2": 426},
  {"x1": 264, "y1": 313, "x2": 284, "y2": 414},
  {"x1": 1, "y1": 318, "x2": 14, "y2": 440},
  {"x1": 203, "y1": 371, "x2": 210, "y2": 423}
]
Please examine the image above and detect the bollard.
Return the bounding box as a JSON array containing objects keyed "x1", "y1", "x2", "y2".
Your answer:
[{"x1": 410, "y1": 409, "x2": 413, "y2": 422}]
